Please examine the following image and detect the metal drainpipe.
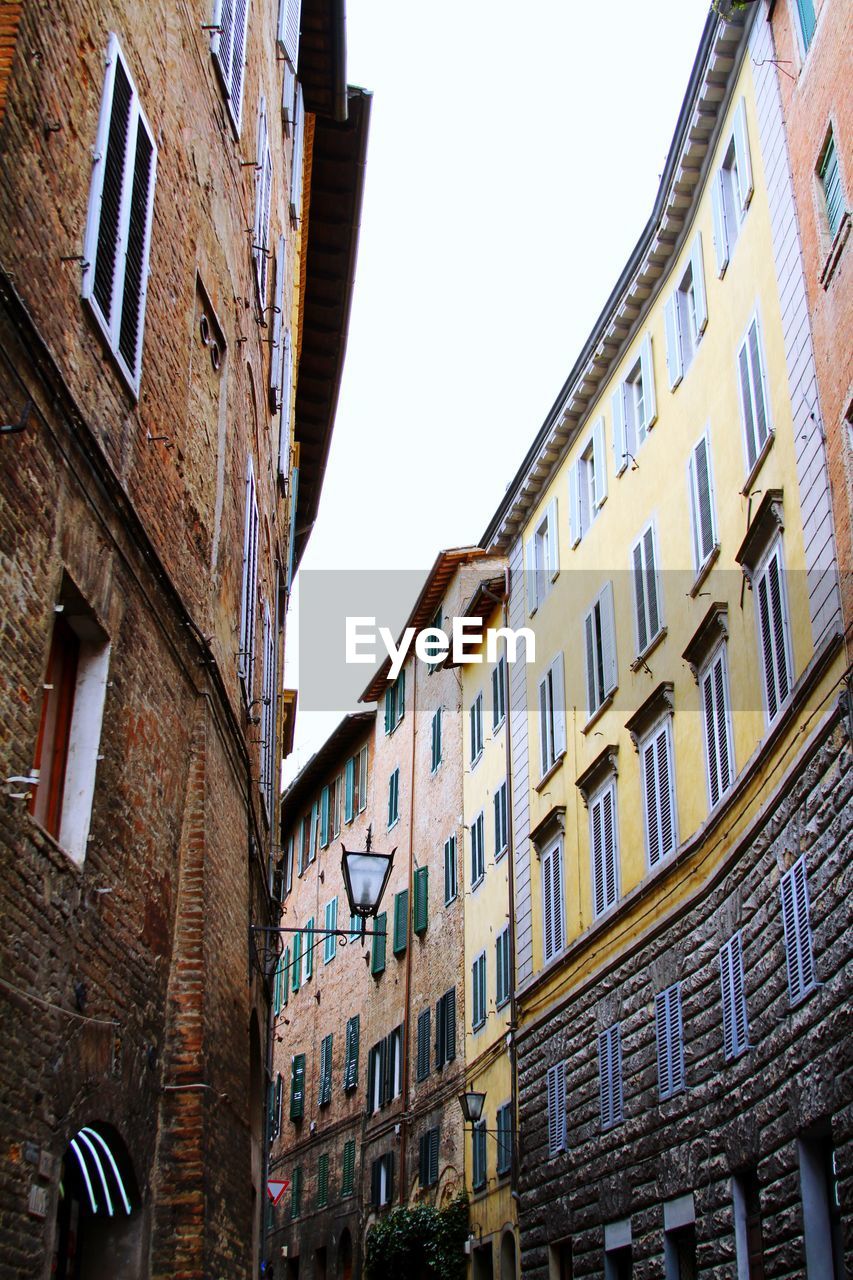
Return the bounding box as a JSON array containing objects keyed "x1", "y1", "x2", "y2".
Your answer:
[
  {"x1": 399, "y1": 656, "x2": 417, "y2": 1202},
  {"x1": 501, "y1": 570, "x2": 521, "y2": 1201}
]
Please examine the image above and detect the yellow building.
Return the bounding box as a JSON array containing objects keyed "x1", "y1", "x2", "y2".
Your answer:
[{"x1": 479, "y1": 7, "x2": 849, "y2": 1276}]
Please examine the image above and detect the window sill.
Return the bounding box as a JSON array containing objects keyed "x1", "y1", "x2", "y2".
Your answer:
[
  {"x1": 535, "y1": 752, "x2": 566, "y2": 792},
  {"x1": 741, "y1": 431, "x2": 775, "y2": 496},
  {"x1": 495, "y1": 996, "x2": 510, "y2": 1012},
  {"x1": 472, "y1": 1020, "x2": 486, "y2": 1035},
  {"x1": 689, "y1": 543, "x2": 720, "y2": 597},
  {"x1": 581, "y1": 692, "x2": 615, "y2": 735},
  {"x1": 470, "y1": 750, "x2": 484, "y2": 771},
  {"x1": 630, "y1": 626, "x2": 667, "y2": 673},
  {"x1": 495, "y1": 844, "x2": 508, "y2": 863},
  {"x1": 388, "y1": 817, "x2": 400, "y2": 832},
  {"x1": 471, "y1": 874, "x2": 485, "y2": 893},
  {"x1": 820, "y1": 211, "x2": 850, "y2": 289},
  {"x1": 493, "y1": 713, "x2": 506, "y2": 733}
]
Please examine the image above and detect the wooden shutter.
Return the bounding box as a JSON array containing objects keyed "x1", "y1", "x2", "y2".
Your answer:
[
  {"x1": 291, "y1": 931, "x2": 301, "y2": 992},
  {"x1": 547, "y1": 1062, "x2": 566, "y2": 1155},
  {"x1": 711, "y1": 170, "x2": 729, "y2": 276},
  {"x1": 611, "y1": 386, "x2": 628, "y2": 474},
  {"x1": 277, "y1": 0, "x2": 301, "y2": 67},
  {"x1": 319, "y1": 1034, "x2": 332, "y2": 1105},
  {"x1": 719, "y1": 931, "x2": 748, "y2": 1060},
  {"x1": 691, "y1": 232, "x2": 708, "y2": 334},
  {"x1": 568, "y1": 462, "x2": 582, "y2": 547},
  {"x1": 780, "y1": 856, "x2": 816, "y2": 1005},
  {"x1": 756, "y1": 543, "x2": 791, "y2": 723},
  {"x1": 304, "y1": 917, "x2": 314, "y2": 979},
  {"x1": 590, "y1": 782, "x2": 617, "y2": 918},
  {"x1": 444, "y1": 835, "x2": 456, "y2": 904},
  {"x1": 551, "y1": 653, "x2": 566, "y2": 759},
  {"x1": 664, "y1": 292, "x2": 683, "y2": 390},
  {"x1": 689, "y1": 435, "x2": 716, "y2": 570},
  {"x1": 584, "y1": 607, "x2": 597, "y2": 718},
  {"x1": 418, "y1": 1132, "x2": 428, "y2": 1187},
  {"x1": 542, "y1": 842, "x2": 564, "y2": 962},
  {"x1": 341, "y1": 1140, "x2": 356, "y2": 1196},
  {"x1": 290, "y1": 83, "x2": 305, "y2": 220},
  {"x1": 344, "y1": 1015, "x2": 359, "y2": 1090},
  {"x1": 639, "y1": 333, "x2": 657, "y2": 431},
  {"x1": 429, "y1": 1127, "x2": 440, "y2": 1186},
  {"x1": 600, "y1": 581, "x2": 617, "y2": 697},
  {"x1": 733, "y1": 98, "x2": 753, "y2": 212},
  {"x1": 643, "y1": 721, "x2": 676, "y2": 868},
  {"x1": 546, "y1": 497, "x2": 560, "y2": 580},
  {"x1": 290, "y1": 1165, "x2": 302, "y2": 1217},
  {"x1": 317, "y1": 1153, "x2": 329, "y2": 1206},
  {"x1": 324, "y1": 897, "x2": 338, "y2": 962},
  {"x1": 434, "y1": 995, "x2": 445, "y2": 1069},
  {"x1": 370, "y1": 1157, "x2": 381, "y2": 1207},
  {"x1": 414, "y1": 866, "x2": 428, "y2": 934},
  {"x1": 289, "y1": 1053, "x2": 305, "y2": 1118},
  {"x1": 445, "y1": 987, "x2": 456, "y2": 1062},
  {"x1": 282, "y1": 62, "x2": 296, "y2": 132},
  {"x1": 371, "y1": 911, "x2": 386, "y2": 975},
  {"x1": 525, "y1": 536, "x2": 538, "y2": 615},
  {"x1": 344, "y1": 756, "x2": 355, "y2": 821},
  {"x1": 655, "y1": 985, "x2": 684, "y2": 1100},
  {"x1": 254, "y1": 101, "x2": 273, "y2": 304},
  {"x1": 417, "y1": 1008, "x2": 430, "y2": 1081},
  {"x1": 702, "y1": 647, "x2": 732, "y2": 809},
  {"x1": 278, "y1": 328, "x2": 294, "y2": 480},
  {"x1": 393, "y1": 889, "x2": 408, "y2": 954},
  {"x1": 239, "y1": 458, "x2": 259, "y2": 696},
  {"x1": 597, "y1": 1023, "x2": 622, "y2": 1129},
  {"x1": 633, "y1": 538, "x2": 649, "y2": 656},
  {"x1": 592, "y1": 417, "x2": 607, "y2": 508},
  {"x1": 319, "y1": 785, "x2": 330, "y2": 848}
]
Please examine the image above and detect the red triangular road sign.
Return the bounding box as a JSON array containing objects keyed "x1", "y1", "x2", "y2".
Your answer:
[{"x1": 267, "y1": 1179, "x2": 290, "y2": 1206}]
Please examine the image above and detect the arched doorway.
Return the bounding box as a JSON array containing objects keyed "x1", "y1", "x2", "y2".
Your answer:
[
  {"x1": 337, "y1": 1226, "x2": 353, "y2": 1280},
  {"x1": 500, "y1": 1230, "x2": 517, "y2": 1280},
  {"x1": 52, "y1": 1122, "x2": 142, "y2": 1278}
]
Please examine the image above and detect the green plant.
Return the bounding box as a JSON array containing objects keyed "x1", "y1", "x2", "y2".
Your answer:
[{"x1": 365, "y1": 1192, "x2": 470, "y2": 1280}]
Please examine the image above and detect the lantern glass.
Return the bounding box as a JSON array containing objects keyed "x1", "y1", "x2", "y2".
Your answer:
[
  {"x1": 459, "y1": 1090, "x2": 486, "y2": 1124},
  {"x1": 341, "y1": 849, "x2": 393, "y2": 917}
]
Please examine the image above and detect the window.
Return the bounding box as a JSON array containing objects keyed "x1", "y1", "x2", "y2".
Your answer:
[
  {"x1": 495, "y1": 926, "x2": 511, "y2": 1009},
  {"x1": 239, "y1": 458, "x2": 260, "y2": 699},
  {"x1": 525, "y1": 498, "x2": 560, "y2": 614},
  {"x1": 416, "y1": 1008, "x2": 431, "y2": 1082},
  {"x1": 737, "y1": 313, "x2": 772, "y2": 476},
  {"x1": 316, "y1": 1153, "x2": 329, "y2": 1207},
  {"x1": 598, "y1": 1024, "x2": 623, "y2": 1130},
  {"x1": 323, "y1": 898, "x2": 338, "y2": 962},
  {"x1": 663, "y1": 1207, "x2": 697, "y2": 1280},
  {"x1": 345, "y1": 745, "x2": 368, "y2": 821},
  {"x1": 819, "y1": 130, "x2": 844, "y2": 241},
  {"x1": 329, "y1": 773, "x2": 342, "y2": 839},
  {"x1": 290, "y1": 1165, "x2": 302, "y2": 1218},
  {"x1": 367, "y1": 1026, "x2": 403, "y2": 1113},
  {"x1": 393, "y1": 889, "x2": 408, "y2": 955},
  {"x1": 793, "y1": 0, "x2": 816, "y2": 54},
  {"x1": 82, "y1": 35, "x2": 157, "y2": 395},
  {"x1": 30, "y1": 586, "x2": 110, "y2": 863},
  {"x1": 780, "y1": 855, "x2": 816, "y2": 1006},
  {"x1": 665, "y1": 235, "x2": 707, "y2": 390},
  {"x1": 494, "y1": 781, "x2": 508, "y2": 858},
  {"x1": 308, "y1": 799, "x2": 319, "y2": 863},
  {"x1": 259, "y1": 603, "x2": 277, "y2": 819},
  {"x1": 270, "y1": 238, "x2": 287, "y2": 416},
  {"x1": 547, "y1": 1061, "x2": 567, "y2": 1155},
  {"x1": 612, "y1": 333, "x2": 657, "y2": 474},
  {"x1": 435, "y1": 988, "x2": 456, "y2": 1068},
  {"x1": 319, "y1": 784, "x2": 331, "y2": 848},
  {"x1": 253, "y1": 98, "x2": 273, "y2": 308},
  {"x1": 701, "y1": 645, "x2": 734, "y2": 810},
  {"x1": 719, "y1": 931, "x2": 749, "y2": 1060},
  {"x1": 542, "y1": 839, "x2": 566, "y2": 963},
  {"x1": 687, "y1": 432, "x2": 718, "y2": 574},
  {"x1": 754, "y1": 537, "x2": 792, "y2": 724},
  {"x1": 343, "y1": 1016, "x2": 360, "y2": 1091},
  {"x1": 384, "y1": 672, "x2": 405, "y2": 734},
  {"x1": 492, "y1": 656, "x2": 506, "y2": 728},
  {"x1": 270, "y1": 1073, "x2": 283, "y2": 1142},
  {"x1": 277, "y1": 0, "x2": 301, "y2": 67},
  {"x1": 731, "y1": 1168, "x2": 765, "y2": 1280},
  {"x1": 604, "y1": 1223, "x2": 633, "y2": 1280},
  {"x1": 426, "y1": 606, "x2": 444, "y2": 673},
  {"x1": 318, "y1": 1034, "x2": 333, "y2": 1106},
  {"x1": 798, "y1": 1131, "x2": 844, "y2": 1279},
  {"x1": 655, "y1": 983, "x2": 685, "y2": 1101},
  {"x1": 370, "y1": 911, "x2": 387, "y2": 976},
  {"x1": 289, "y1": 1053, "x2": 306, "y2": 1119},
  {"x1": 341, "y1": 1140, "x2": 356, "y2": 1197},
  {"x1": 419, "y1": 1128, "x2": 440, "y2": 1189},
  {"x1": 472, "y1": 951, "x2": 487, "y2": 1030},
  {"x1": 284, "y1": 835, "x2": 294, "y2": 897},
  {"x1": 496, "y1": 1103, "x2": 513, "y2": 1176},
  {"x1": 297, "y1": 814, "x2": 309, "y2": 874},
  {"x1": 712, "y1": 98, "x2": 753, "y2": 275},
  {"x1": 370, "y1": 1153, "x2": 394, "y2": 1209},
  {"x1": 211, "y1": 0, "x2": 250, "y2": 130},
  {"x1": 387, "y1": 767, "x2": 400, "y2": 828},
  {"x1": 304, "y1": 917, "x2": 314, "y2": 982},
  {"x1": 640, "y1": 715, "x2": 677, "y2": 869},
  {"x1": 584, "y1": 581, "x2": 618, "y2": 720},
  {"x1": 538, "y1": 652, "x2": 567, "y2": 777},
  {"x1": 550, "y1": 1241, "x2": 574, "y2": 1280},
  {"x1": 472, "y1": 1120, "x2": 487, "y2": 1191},
  {"x1": 413, "y1": 866, "x2": 429, "y2": 934},
  {"x1": 569, "y1": 418, "x2": 607, "y2": 544},
  {"x1": 470, "y1": 811, "x2": 485, "y2": 886},
  {"x1": 470, "y1": 692, "x2": 484, "y2": 764},
  {"x1": 290, "y1": 83, "x2": 305, "y2": 220},
  {"x1": 590, "y1": 779, "x2": 619, "y2": 917},
  {"x1": 444, "y1": 835, "x2": 458, "y2": 905},
  {"x1": 291, "y1": 932, "x2": 301, "y2": 993},
  {"x1": 631, "y1": 522, "x2": 663, "y2": 659},
  {"x1": 430, "y1": 708, "x2": 442, "y2": 772}
]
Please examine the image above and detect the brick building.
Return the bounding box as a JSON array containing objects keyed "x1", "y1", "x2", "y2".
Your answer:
[{"x1": 0, "y1": 0, "x2": 368, "y2": 1275}]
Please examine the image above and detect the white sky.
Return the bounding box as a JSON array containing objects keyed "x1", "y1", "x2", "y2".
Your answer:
[{"x1": 284, "y1": 0, "x2": 712, "y2": 782}]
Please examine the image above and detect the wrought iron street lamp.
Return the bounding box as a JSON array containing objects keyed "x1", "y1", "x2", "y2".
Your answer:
[{"x1": 458, "y1": 1089, "x2": 487, "y2": 1126}]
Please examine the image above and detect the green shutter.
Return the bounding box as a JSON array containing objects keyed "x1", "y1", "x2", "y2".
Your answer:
[
  {"x1": 414, "y1": 867, "x2": 428, "y2": 934},
  {"x1": 393, "y1": 890, "x2": 408, "y2": 955},
  {"x1": 345, "y1": 1015, "x2": 360, "y2": 1090},
  {"x1": 398, "y1": 669, "x2": 405, "y2": 719},
  {"x1": 290, "y1": 1165, "x2": 302, "y2": 1218},
  {"x1": 273, "y1": 953, "x2": 283, "y2": 1015},
  {"x1": 289, "y1": 1053, "x2": 305, "y2": 1119},
  {"x1": 324, "y1": 897, "x2": 338, "y2": 962},
  {"x1": 341, "y1": 1139, "x2": 356, "y2": 1196},
  {"x1": 317, "y1": 1153, "x2": 329, "y2": 1206},
  {"x1": 292, "y1": 931, "x2": 302, "y2": 992},
  {"x1": 305, "y1": 918, "x2": 314, "y2": 979},
  {"x1": 320, "y1": 1034, "x2": 333, "y2": 1105},
  {"x1": 345, "y1": 757, "x2": 355, "y2": 821},
  {"x1": 371, "y1": 912, "x2": 387, "y2": 975},
  {"x1": 384, "y1": 688, "x2": 393, "y2": 734},
  {"x1": 282, "y1": 947, "x2": 289, "y2": 1007},
  {"x1": 320, "y1": 785, "x2": 330, "y2": 846}
]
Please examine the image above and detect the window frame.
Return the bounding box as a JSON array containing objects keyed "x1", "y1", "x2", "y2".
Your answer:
[
  {"x1": 492, "y1": 656, "x2": 507, "y2": 729},
  {"x1": 472, "y1": 950, "x2": 487, "y2": 1031},
  {"x1": 495, "y1": 925, "x2": 511, "y2": 1010},
  {"x1": 700, "y1": 642, "x2": 735, "y2": 811},
  {"x1": 538, "y1": 652, "x2": 566, "y2": 778},
  {"x1": 541, "y1": 838, "x2": 566, "y2": 964},
  {"x1": 471, "y1": 810, "x2": 485, "y2": 888},
  {"x1": 444, "y1": 834, "x2": 458, "y2": 905},
  {"x1": 584, "y1": 580, "x2": 618, "y2": 721},
  {"x1": 589, "y1": 777, "x2": 619, "y2": 918},
  {"x1": 210, "y1": 0, "x2": 251, "y2": 133},
  {"x1": 753, "y1": 535, "x2": 793, "y2": 727},
  {"x1": 639, "y1": 714, "x2": 678, "y2": 870},
  {"x1": 470, "y1": 691, "x2": 484, "y2": 766},
  {"x1": 493, "y1": 780, "x2": 508, "y2": 859},
  {"x1": 631, "y1": 519, "x2": 664, "y2": 662}
]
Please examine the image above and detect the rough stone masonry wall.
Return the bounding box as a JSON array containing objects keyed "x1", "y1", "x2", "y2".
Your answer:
[{"x1": 516, "y1": 709, "x2": 852, "y2": 1279}]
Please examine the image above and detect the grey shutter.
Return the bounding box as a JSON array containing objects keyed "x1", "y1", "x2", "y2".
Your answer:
[
  {"x1": 691, "y1": 232, "x2": 708, "y2": 334},
  {"x1": 733, "y1": 98, "x2": 753, "y2": 212},
  {"x1": 643, "y1": 525, "x2": 660, "y2": 641},
  {"x1": 702, "y1": 649, "x2": 731, "y2": 809},
  {"x1": 757, "y1": 545, "x2": 790, "y2": 722},
  {"x1": 711, "y1": 170, "x2": 729, "y2": 276},
  {"x1": 633, "y1": 538, "x2": 648, "y2": 655},
  {"x1": 639, "y1": 333, "x2": 657, "y2": 430},
  {"x1": 738, "y1": 337, "x2": 758, "y2": 470},
  {"x1": 655, "y1": 985, "x2": 684, "y2": 1100},
  {"x1": 269, "y1": 235, "x2": 285, "y2": 410},
  {"x1": 781, "y1": 856, "x2": 815, "y2": 1005},
  {"x1": 747, "y1": 319, "x2": 768, "y2": 452},
  {"x1": 600, "y1": 580, "x2": 617, "y2": 697},
  {"x1": 546, "y1": 1062, "x2": 565, "y2": 1155},
  {"x1": 546, "y1": 498, "x2": 560, "y2": 580},
  {"x1": 611, "y1": 386, "x2": 628, "y2": 475},
  {"x1": 525, "y1": 536, "x2": 538, "y2": 615},
  {"x1": 552, "y1": 653, "x2": 566, "y2": 758},
  {"x1": 591, "y1": 793, "x2": 604, "y2": 916},
  {"x1": 719, "y1": 931, "x2": 748, "y2": 1059},
  {"x1": 290, "y1": 83, "x2": 305, "y2": 219},
  {"x1": 592, "y1": 416, "x2": 607, "y2": 508},
  {"x1": 664, "y1": 292, "x2": 683, "y2": 390},
  {"x1": 542, "y1": 842, "x2": 564, "y2": 961},
  {"x1": 584, "y1": 607, "x2": 597, "y2": 719},
  {"x1": 691, "y1": 435, "x2": 716, "y2": 566},
  {"x1": 601, "y1": 784, "x2": 617, "y2": 910},
  {"x1": 277, "y1": 0, "x2": 301, "y2": 67},
  {"x1": 569, "y1": 462, "x2": 581, "y2": 547}
]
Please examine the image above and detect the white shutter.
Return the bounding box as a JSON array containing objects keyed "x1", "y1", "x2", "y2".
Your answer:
[
  {"x1": 211, "y1": 0, "x2": 234, "y2": 92},
  {"x1": 689, "y1": 434, "x2": 716, "y2": 569},
  {"x1": 282, "y1": 63, "x2": 296, "y2": 133},
  {"x1": 290, "y1": 83, "x2": 305, "y2": 220},
  {"x1": 611, "y1": 386, "x2": 628, "y2": 475},
  {"x1": 711, "y1": 171, "x2": 730, "y2": 277},
  {"x1": 230, "y1": 0, "x2": 249, "y2": 130},
  {"x1": 601, "y1": 783, "x2": 617, "y2": 910},
  {"x1": 780, "y1": 856, "x2": 816, "y2": 1005},
  {"x1": 702, "y1": 647, "x2": 732, "y2": 810},
  {"x1": 546, "y1": 1062, "x2": 566, "y2": 1155},
  {"x1": 643, "y1": 721, "x2": 677, "y2": 868},
  {"x1": 277, "y1": 0, "x2": 301, "y2": 68},
  {"x1": 598, "y1": 1024, "x2": 622, "y2": 1129},
  {"x1": 538, "y1": 676, "x2": 550, "y2": 776},
  {"x1": 592, "y1": 417, "x2": 607, "y2": 508},
  {"x1": 655, "y1": 984, "x2": 684, "y2": 1100},
  {"x1": 600, "y1": 580, "x2": 618, "y2": 696},
  {"x1": 542, "y1": 842, "x2": 564, "y2": 963},
  {"x1": 551, "y1": 652, "x2": 566, "y2": 758},
  {"x1": 664, "y1": 293, "x2": 683, "y2": 390},
  {"x1": 569, "y1": 462, "x2": 581, "y2": 547},
  {"x1": 546, "y1": 498, "x2": 559, "y2": 579},
  {"x1": 733, "y1": 98, "x2": 753, "y2": 212},
  {"x1": 584, "y1": 609, "x2": 597, "y2": 718},
  {"x1": 755, "y1": 542, "x2": 791, "y2": 724},
  {"x1": 691, "y1": 232, "x2": 708, "y2": 335},
  {"x1": 640, "y1": 332, "x2": 657, "y2": 430},
  {"x1": 590, "y1": 792, "x2": 604, "y2": 917},
  {"x1": 278, "y1": 329, "x2": 294, "y2": 479},
  {"x1": 525, "y1": 536, "x2": 538, "y2": 615},
  {"x1": 269, "y1": 235, "x2": 285, "y2": 410},
  {"x1": 239, "y1": 458, "x2": 260, "y2": 697}
]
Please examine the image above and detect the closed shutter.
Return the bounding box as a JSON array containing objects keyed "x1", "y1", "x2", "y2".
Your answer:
[
  {"x1": 655, "y1": 984, "x2": 685, "y2": 1100},
  {"x1": 590, "y1": 781, "x2": 618, "y2": 918},
  {"x1": 719, "y1": 931, "x2": 749, "y2": 1060},
  {"x1": 496, "y1": 928, "x2": 510, "y2": 1007},
  {"x1": 291, "y1": 930, "x2": 301, "y2": 992},
  {"x1": 290, "y1": 83, "x2": 305, "y2": 220},
  {"x1": 344, "y1": 1015, "x2": 360, "y2": 1090},
  {"x1": 276, "y1": 0, "x2": 301, "y2": 67},
  {"x1": 755, "y1": 541, "x2": 791, "y2": 723},
  {"x1": 319, "y1": 785, "x2": 329, "y2": 847},
  {"x1": 496, "y1": 1104, "x2": 513, "y2": 1175},
  {"x1": 414, "y1": 867, "x2": 428, "y2": 934},
  {"x1": 253, "y1": 102, "x2": 273, "y2": 305},
  {"x1": 632, "y1": 524, "x2": 660, "y2": 656},
  {"x1": 304, "y1": 917, "x2": 314, "y2": 980},
  {"x1": 525, "y1": 536, "x2": 538, "y2": 615},
  {"x1": 431, "y1": 709, "x2": 441, "y2": 770},
  {"x1": 384, "y1": 688, "x2": 393, "y2": 735},
  {"x1": 212, "y1": 0, "x2": 249, "y2": 130},
  {"x1": 592, "y1": 417, "x2": 607, "y2": 508},
  {"x1": 385, "y1": 1152, "x2": 395, "y2": 1205},
  {"x1": 702, "y1": 647, "x2": 733, "y2": 809},
  {"x1": 444, "y1": 835, "x2": 457, "y2": 904},
  {"x1": 290, "y1": 1165, "x2": 302, "y2": 1217},
  {"x1": 597, "y1": 1024, "x2": 623, "y2": 1129},
  {"x1": 341, "y1": 1140, "x2": 356, "y2": 1196},
  {"x1": 387, "y1": 768, "x2": 399, "y2": 827},
  {"x1": 551, "y1": 652, "x2": 567, "y2": 759},
  {"x1": 691, "y1": 232, "x2": 708, "y2": 334},
  {"x1": 639, "y1": 333, "x2": 657, "y2": 431},
  {"x1": 273, "y1": 1072, "x2": 283, "y2": 1139},
  {"x1": 393, "y1": 889, "x2": 408, "y2": 954},
  {"x1": 542, "y1": 841, "x2": 565, "y2": 962},
  {"x1": 371, "y1": 911, "x2": 387, "y2": 975},
  {"x1": 289, "y1": 1053, "x2": 305, "y2": 1118},
  {"x1": 309, "y1": 801, "x2": 319, "y2": 863},
  {"x1": 273, "y1": 951, "x2": 283, "y2": 1015},
  {"x1": 688, "y1": 435, "x2": 716, "y2": 570},
  {"x1": 317, "y1": 1153, "x2": 329, "y2": 1206},
  {"x1": 445, "y1": 987, "x2": 456, "y2": 1062},
  {"x1": 324, "y1": 897, "x2": 337, "y2": 962},
  {"x1": 281, "y1": 62, "x2": 296, "y2": 133},
  {"x1": 344, "y1": 756, "x2": 355, "y2": 822},
  {"x1": 780, "y1": 856, "x2": 816, "y2": 1005},
  {"x1": 259, "y1": 602, "x2": 276, "y2": 816},
  {"x1": 546, "y1": 498, "x2": 560, "y2": 580},
  {"x1": 600, "y1": 580, "x2": 618, "y2": 697},
  {"x1": 569, "y1": 461, "x2": 582, "y2": 547},
  {"x1": 738, "y1": 316, "x2": 770, "y2": 473},
  {"x1": 664, "y1": 292, "x2": 683, "y2": 390},
  {"x1": 711, "y1": 170, "x2": 730, "y2": 276},
  {"x1": 378, "y1": 1036, "x2": 390, "y2": 1107},
  {"x1": 473, "y1": 1122, "x2": 487, "y2": 1188},
  {"x1": 370, "y1": 1157, "x2": 381, "y2": 1207},
  {"x1": 472, "y1": 953, "x2": 485, "y2": 1027},
  {"x1": 319, "y1": 1033, "x2": 333, "y2": 1105},
  {"x1": 547, "y1": 1062, "x2": 566, "y2": 1155},
  {"x1": 733, "y1": 98, "x2": 753, "y2": 212},
  {"x1": 238, "y1": 459, "x2": 260, "y2": 696},
  {"x1": 429, "y1": 1127, "x2": 440, "y2": 1186},
  {"x1": 611, "y1": 385, "x2": 628, "y2": 474},
  {"x1": 416, "y1": 1008, "x2": 431, "y2": 1081},
  {"x1": 642, "y1": 720, "x2": 677, "y2": 868},
  {"x1": 278, "y1": 328, "x2": 294, "y2": 479}
]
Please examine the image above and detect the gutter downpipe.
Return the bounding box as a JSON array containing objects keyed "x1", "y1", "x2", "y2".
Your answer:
[{"x1": 399, "y1": 655, "x2": 417, "y2": 1202}]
